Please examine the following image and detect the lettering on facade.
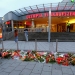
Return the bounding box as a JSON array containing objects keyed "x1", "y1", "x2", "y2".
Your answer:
[{"x1": 26, "y1": 12, "x2": 75, "y2": 19}]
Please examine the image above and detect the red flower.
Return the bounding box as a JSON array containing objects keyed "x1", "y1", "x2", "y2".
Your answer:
[
  {"x1": 62, "y1": 60, "x2": 69, "y2": 66},
  {"x1": 56, "y1": 57, "x2": 63, "y2": 64},
  {"x1": 46, "y1": 58, "x2": 49, "y2": 63}
]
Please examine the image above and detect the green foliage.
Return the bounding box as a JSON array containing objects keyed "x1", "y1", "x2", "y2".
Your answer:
[
  {"x1": 4, "y1": 54, "x2": 11, "y2": 59},
  {"x1": 71, "y1": 60, "x2": 75, "y2": 66},
  {"x1": 49, "y1": 58, "x2": 56, "y2": 63},
  {"x1": 32, "y1": 51, "x2": 37, "y2": 54},
  {"x1": 71, "y1": 0, "x2": 74, "y2": 2},
  {"x1": 38, "y1": 57, "x2": 44, "y2": 62}
]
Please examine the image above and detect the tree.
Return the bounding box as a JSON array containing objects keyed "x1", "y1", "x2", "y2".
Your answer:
[{"x1": 71, "y1": 0, "x2": 74, "y2": 2}]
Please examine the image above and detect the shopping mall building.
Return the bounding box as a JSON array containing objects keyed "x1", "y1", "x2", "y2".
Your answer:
[{"x1": 1, "y1": 0, "x2": 75, "y2": 33}]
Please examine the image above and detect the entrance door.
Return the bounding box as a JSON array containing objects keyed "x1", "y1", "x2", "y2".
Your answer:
[{"x1": 57, "y1": 23, "x2": 66, "y2": 32}]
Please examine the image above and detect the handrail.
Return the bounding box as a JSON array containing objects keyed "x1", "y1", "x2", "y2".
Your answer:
[{"x1": 17, "y1": 27, "x2": 47, "y2": 33}]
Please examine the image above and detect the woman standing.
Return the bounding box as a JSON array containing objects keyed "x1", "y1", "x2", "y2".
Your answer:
[{"x1": 14, "y1": 29, "x2": 18, "y2": 42}]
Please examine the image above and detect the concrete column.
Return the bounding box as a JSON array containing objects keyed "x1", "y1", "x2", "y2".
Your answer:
[
  {"x1": 31, "y1": 20, "x2": 35, "y2": 28},
  {"x1": 11, "y1": 20, "x2": 14, "y2": 31}
]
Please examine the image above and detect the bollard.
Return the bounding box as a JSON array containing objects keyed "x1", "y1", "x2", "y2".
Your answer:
[
  {"x1": 49, "y1": 42, "x2": 50, "y2": 51},
  {"x1": 17, "y1": 39, "x2": 19, "y2": 50},
  {"x1": 35, "y1": 39, "x2": 37, "y2": 51},
  {"x1": 56, "y1": 39, "x2": 58, "y2": 52},
  {"x1": 1, "y1": 38, "x2": 4, "y2": 50}
]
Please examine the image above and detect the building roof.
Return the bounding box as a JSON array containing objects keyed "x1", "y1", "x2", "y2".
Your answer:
[{"x1": 12, "y1": 2, "x2": 75, "y2": 17}]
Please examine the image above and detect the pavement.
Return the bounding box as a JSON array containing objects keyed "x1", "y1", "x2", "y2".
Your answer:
[
  {"x1": 0, "y1": 41, "x2": 75, "y2": 75},
  {"x1": 0, "y1": 41, "x2": 75, "y2": 52},
  {"x1": 0, "y1": 59, "x2": 75, "y2": 75}
]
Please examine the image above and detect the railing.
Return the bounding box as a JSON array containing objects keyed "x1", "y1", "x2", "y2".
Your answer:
[
  {"x1": 3, "y1": 31, "x2": 14, "y2": 40},
  {"x1": 17, "y1": 28, "x2": 47, "y2": 33}
]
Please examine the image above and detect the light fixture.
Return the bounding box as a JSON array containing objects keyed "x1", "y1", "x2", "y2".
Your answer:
[
  {"x1": 67, "y1": 17, "x2": 69, "y2": 18},
  {"x1": 24, "y1": 22, "x2": 26, "y2": 24},
  {"x1": 32, "y1": 19, "x2": 34, "y2": 20}
]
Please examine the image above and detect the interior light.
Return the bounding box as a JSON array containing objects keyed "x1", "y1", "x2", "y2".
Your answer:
[
  {"x1": 24, "y1": 22, "x2": 26, "y2": 24},
  {"x1": 32, "y1": 19, "x2": 34, "y2": 20}
]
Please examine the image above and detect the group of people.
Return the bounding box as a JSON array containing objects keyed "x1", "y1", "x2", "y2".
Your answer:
[{"x1": 14, "y1": 29, "x2": 28, "y2": 43}]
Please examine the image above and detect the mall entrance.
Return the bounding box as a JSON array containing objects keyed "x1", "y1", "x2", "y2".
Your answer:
[
  {"x1": 12, "y1": 17, "x2": 75, "y2": 32},
  {"x1": 57, "y1": 24, "x2": 66, "y2": 32}
]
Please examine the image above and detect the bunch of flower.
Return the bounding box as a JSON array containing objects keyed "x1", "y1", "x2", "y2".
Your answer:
[
  {"x1": 11, "y1": 50, "x2": 21, "y2": 59},
  {"x1": 46, "y1": 53, "x2": 56, "y2": 63},
  {"x1": 56, "y1": 53, "x2": 73, "y2": 66},
  {"x1": 22, "y1": 50, "x2": 35, "y2": 61},
  {"x1": 2, "y1": 50, "x2": 11, "y2": 58},
  {"x1": 70, "y1": 54, "x2": 75, "y2": 66}
]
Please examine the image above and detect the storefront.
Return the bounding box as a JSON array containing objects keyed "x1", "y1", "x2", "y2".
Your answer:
[{"x1": 2, "y1": 1, "x2": 75, "y2": 32}]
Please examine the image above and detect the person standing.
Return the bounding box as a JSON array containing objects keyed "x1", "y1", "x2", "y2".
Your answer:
[
  {"x1": 24, "y1": 28, "x2": 28, "y2": 42},
  {"x1": 14, "y1": 29, "x2": 18, "y2": 42},
  {"x1": 66, "y1": 21, "x2": 70, "y2": 32}
]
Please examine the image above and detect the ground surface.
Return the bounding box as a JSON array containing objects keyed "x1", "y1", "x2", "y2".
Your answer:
[{"x1": 0, "y1": 59, "x2": 75, "y2": 75}]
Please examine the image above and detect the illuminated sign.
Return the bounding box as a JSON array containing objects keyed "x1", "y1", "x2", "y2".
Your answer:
[
  {"x1": 25, "y1": 21, "x2": 32, "y2": 26},
  {"x1": 26, "y1": 12, "x2": 75, "y2": 19},
  {"x1": 5, "y1": 21, "x2": 10, "y2": 25}
]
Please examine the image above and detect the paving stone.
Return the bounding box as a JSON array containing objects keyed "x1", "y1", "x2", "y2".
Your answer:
[
  {"x1": 41, "y1": 71, "x2": 51, "y2": 75},
  {"x1": 10, "y1": 62, "x2": 20, "y2": 67},
  {"x1": 28, "y1": 62, "x2": 36, "y2": 65},
  {"x1": 6, "y1": 60, "x2": 16, "y2": 64},
  {"x1": 32, "y1": 68, "x2": 42, "y2": 74},
  {"x1": 15, "y1": 65, "x2": 25, "y2": 71},
  {"x1": 20, "y1": 62, "x2": 29, "y2": 66},
  {"x1": 52, "y1": 70, "x2": 62, "y2": 75},
  {"x1": 0, "y1": 68, "x2": 4, "y2": 73},
  {"x1": 70, "y1": 66, "x2": 75, "y2": 72},
  {"x1": 52, "y1": 63, "x2": 61, "y2": 70},
  {"x1": 25, "y1": 64, "x2": 35, "y2": 70},
  {"x1": 30, "y1": 73, "x2": 40, "y2": 75},
  {"x1": 34, "y1": 63, "x2": 43, "y2": 69},
  {"x1": 9, "y1": 70, "x2": 21, "y2": 75},
  {"x1": 0, "y1": 72, "x2": 9, "y2": 75},
  {"x1": 20, "y1": 69, "x2": 32, "y2": 75},
  {"x1": 73, "y1": 72, "x2": 75, "y2": 75},
  {"x1": 62, "y1": 68, "x2": 73, "y2": 75},
  {"x1": 44, "y1": 63, "x2": 52, "y2": 67},
  {"x1": 61, "y1": 65, "x2": 71, "y2": 69},
  {"x1": 63, "y1": 74, "x2": 73, "y2": 75},
  {"x1": 1, "y1": 63, "x2": 11, "y2": 69},
  {"x1": 4, "y1": 66, "x2": 15, "y2": 72},
  {"x1": 43, "y1": 66, "x2": 51, "y2": 72}
]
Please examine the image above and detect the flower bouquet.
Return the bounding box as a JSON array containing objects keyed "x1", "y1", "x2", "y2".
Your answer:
[
  {"x1": 2, "y1": 51, "x2": 11, "y2": 59},
  {"x1": 46, "y1": 53, "x2": 56, "y2": 63}
]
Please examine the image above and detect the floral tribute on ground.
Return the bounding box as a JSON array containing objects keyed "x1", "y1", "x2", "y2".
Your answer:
[{"x1": 1, "y1": 49, "x2": 75, "y2": 66}]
